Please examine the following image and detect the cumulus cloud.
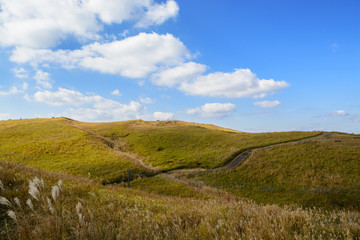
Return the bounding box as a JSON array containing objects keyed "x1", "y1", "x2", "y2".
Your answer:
[
  {"x1": 136, "y1": 0, "x2": 179, "y2": 28},
  {"x1": 33, "y1": 88, "x2": 103, "y2": 106},
  {"x1": 64, "y1": 101, "x2": 144, "y2": 122},
  {"x1": 151, "y1": 62, "x2": 206, "y2": 87},
  {"x1": 33, "y1": 70, "x2": 53, "y2": 89},
  {"x1": 153, "y1": 111, "x2": 173, "y2": 120},
  {"x1": 0, "y1": 0, "x2": 99, "y2": 49},
  {"x1": 0, "y1": 0, "x2": 179, "y2": 49},
  {"x1": 12, "y1": 67, "x2": 28, "y2": 78},
  {"x1": 0, "y1": 83, "x2": 27, "y2": 96},
  {"x1": 254, "y1": 100, "x2": 281, "y2": 109},
  {"x1": 0, "y1": 113, "x2": 11, "y2": 120},
  {"x1": 186, "y1": 103, "x2": 236, "y2": 119},
  {"x1": 111, "y1": 89, "x2": 122, "y2": 96},
  {"x1": 179, "y1": 69, "x2": 289, "y2": 98},
  {"x1": 140, "y1": 97, "x2": 154, "y2": 104},
  {"x1": 330, "y1": 110, "x2": 348, "y2": 116},
  {"x1": 326, "y1": 110, "x2": 360, "y2": 122},
  {"x1": 30, "y1": 87, "x2": 145, "y2": 121},
  {"x1": 10, "y1": 33, "x2": 191, "y2": 78}
]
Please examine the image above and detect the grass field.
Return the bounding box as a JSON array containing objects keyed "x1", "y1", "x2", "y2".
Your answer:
[
  {"x1": 1, "y1": 161, "x2": 359, "y2": 239},
  {"x1": 190, "y1": 133, "x2": 360, "y2": 210},
  {"x1": 0, "y1": 118, "x2": 359, "y2": 238},
  {"x1": 0, "y1": 118, "x2": 151, "y2": 183},
  {"x1": 71, "y1": 119, "x2": 321, "y2": 171}
]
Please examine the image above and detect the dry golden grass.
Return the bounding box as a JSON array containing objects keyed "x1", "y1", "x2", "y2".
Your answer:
[{"x1": 1, "y1": 161, "x2": 359, "y2": 239}]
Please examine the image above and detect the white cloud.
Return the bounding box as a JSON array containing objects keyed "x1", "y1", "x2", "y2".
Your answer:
[
  {"x1": 12, "y1": 67, "x2": 28, "y2": 78},
  {"x1": 140, "y1": 97, "x2": 154, "y2": 104},
  {"x1": 33, "y1": 70, "x2": 52, "y2": 89},
  {"x1": 327, "y1": 110, "x2": 360, "y2": 122},
  {"x1": 33, "y1": 88, "x2": 102, "y2": 106},
  {"x1": 151, "y1": 62, "x2": 206, "y2": 87},
  {"x1": 111, "y1": 89, "x2": 122, "y2": 96},
  {"x1": 65, "y1": 101, "x2": 144, "y2": 122},
  {"x1": 0, "y1": 0, "x2": 179, "y2": 49},
  {"x1": 0, "y1": 83, "x2": 27, "y2": 96},
  {"x1": 153, "y1": 111, "x2": 173, "y2": 120},
  {"x1": 254, "y1": 100, "x2": 281, "y2": 109},
  {"x1": 0, "y1": 113, "x2": 11, "y2": 120},
  {"x1": 186, "y1": 103, "x2": 236, "y2": 119},
  {"x1": 10, "y1": 33, "x2": 191, "y2": 78},
  {"x1": 31, "y1": 87, "x2": 145, "y2": 121},
  {"x1": 136, "y1": 0, "x2": 179, "y2": 28},
  {"x1": 0, "y1": 0, "x2": 100, "y2": 49},
  {"x1": 179, "y1": 68, "x2": 289, "y2": 98},
  {"x1": 331, "y1": 110, "x2": 348, "y2": 116}
]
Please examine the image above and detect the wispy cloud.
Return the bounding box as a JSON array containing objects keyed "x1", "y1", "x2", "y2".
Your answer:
[
  {"x1": 153, "y1": 112, "x2": 173, "y2": 120},
  {"x1": 186, "y1": 103, "x2": 236, "y2": 119},
  {"x1": 326, "y1": 110, "x2": 360, "y2": 122},
  {"x1": 254, "y1": 100, "x2": 281, "y2": 109}
]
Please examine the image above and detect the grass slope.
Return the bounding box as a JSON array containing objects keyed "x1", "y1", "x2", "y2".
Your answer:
[
  {"x1": 0, "y1": 118, "x2": 150, "y2": 183},
  {"x1": 0, "y1": 161, "x2": 359, "y2": 239},
  {"x1": 72, "y1": 119, "x2": 320, "y2": 171},
  {"x1": 192, "y1": 133, "x2": 360, "y2": 210}
]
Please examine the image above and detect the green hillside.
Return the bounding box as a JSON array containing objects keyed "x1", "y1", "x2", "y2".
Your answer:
[
  {"x1": 70, "y1": 119, "x2": 320, "y2": 170},
  {"x1": 1, "y1": 161, "x2": 359, "y2": 239},
  {"x1": 0, "y1": 118, "x2": 150, "y2": 183},
  {"x1": 0, "y1": 118, "x2": 359, "y2": 238},
  {"x1": 191, "y1": 133, "x2": 360, "y2": 209}
]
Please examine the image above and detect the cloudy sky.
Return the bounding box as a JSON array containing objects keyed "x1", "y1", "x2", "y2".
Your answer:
[{"x1": 0, "y1": 0, "x2": 359, "y2": 133}]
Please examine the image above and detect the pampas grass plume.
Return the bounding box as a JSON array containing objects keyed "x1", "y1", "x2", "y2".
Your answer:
[
  {"x1": 52, "y1": 185, "x2": 60, "y2": 201},
  {"x1": 7, "y1": 210, "x2": 17, "y2": 221},
  {"x1": 26, "y1": 198, "x2": 34, "y2": 211},
  {"x1": 0, "y1": 196, "x2": 11, "y2": 207}
]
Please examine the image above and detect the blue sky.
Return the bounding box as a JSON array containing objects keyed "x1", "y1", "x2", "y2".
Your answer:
[{"x1": 0, "y1": 0, "x2": 359, "y2": 133}]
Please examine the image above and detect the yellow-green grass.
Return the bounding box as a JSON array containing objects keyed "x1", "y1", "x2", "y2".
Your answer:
[
  {"x1": 1, "y1": 161, "x2": 359, "y2": 239},
  {"x1": 129, "y1": 175, "x2": 208, "y2": 199},
  {"x1": 0, "y1": 118, "x2": 150, "y2": 183},
  {"x1": 72, "y1": 119, "x2": 321, "y2": 171},
  {"x1": 191, "y1": 133, "x2": 360, "y2": 210}
]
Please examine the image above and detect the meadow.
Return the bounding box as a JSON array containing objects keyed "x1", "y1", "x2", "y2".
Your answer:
[
  {"x1": 1, "y1": 161, "x2": 359, "y2": 239},
  {"x1": 190, "y1": 133, "x2": 360, "y2": 210},
  {"x1": 0, "y1": 118, "x2": 151, "y2": 184},
  {"x1": 71, "y1": 119, "x2": 320, "y2": 171},
  {"x1": 0, "y1": 118, "x2": 359, "y2": 239}
]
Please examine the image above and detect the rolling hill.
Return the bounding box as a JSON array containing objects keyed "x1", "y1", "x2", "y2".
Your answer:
[{"x1": 0, "y1": 117, "x2": 359, "y2": 239}]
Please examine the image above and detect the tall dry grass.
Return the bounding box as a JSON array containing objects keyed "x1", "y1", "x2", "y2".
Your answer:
[{"x1": 0, "y1": 161, "x2": 359, "y2": 239}]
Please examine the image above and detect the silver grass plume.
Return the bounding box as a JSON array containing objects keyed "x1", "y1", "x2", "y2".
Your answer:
[
  {"x1": 0, "y1": 180, "x2": 3, "y2": 191},
  {"x1": 0, "y1": 196, "x2": 11, "y2": 207},
  {"x1": 47, "y1": 197, "x2": 55, "y2": 214},
  {"x1": 14, "y1": 197, "x2": 21, "y2": 208},
  {"x1": 76, "y1": 202, "x2": 83, "y2": 221},
  {"x1": 28, "y1": 183, "x2": 40, "y2": 201},
  {"x1": 26, "y1": 198, "x2": 34, "y2": 211},
  {"x1": 7, "y1": 210, "x2": 17, "y2": 221},
  {"x1": 51, "y1": 185, "x2": 60, "y2": 201},
  {"x1": 58, "y1": 180, "x2": 63, "y2": 191}
]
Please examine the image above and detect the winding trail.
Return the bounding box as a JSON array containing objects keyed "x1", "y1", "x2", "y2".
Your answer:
[
  {"x1": 161, "y1": 132, "x2": 334, "y2": 198},
  {"x1": 166, "y1": 132, "x2": 333, "y2": 175},
  {"x1": 61, "y1": 117, "x2": 333, "y2": 184},
  {"x1": 60, "y1": 119, "x2": 159, "y2": 173}
]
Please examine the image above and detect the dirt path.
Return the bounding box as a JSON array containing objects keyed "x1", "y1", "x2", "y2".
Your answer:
[
  {"x1": 161, "y1": 132, "x2": 333, "y2": 198},
  {"x1": 60, "y1": 120, "x2": 159, "y2": 173},
  {"x1": 166, "y1": 132, "x2": 333, "y2": 175}
]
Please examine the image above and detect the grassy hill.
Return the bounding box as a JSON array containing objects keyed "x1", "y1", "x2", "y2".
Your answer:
[
  {"x1": 69, "y1": 119, "x2": 320, "y2": 170},
  {"x1": 1, "y1": 161, "x2": 359, "y2": 239},
  {"x1": 0, "y1": 118, "x2": 151, "y2": 184},
  {"x1": 0, "y1": 118, "x2": 359, "y2": 238},
  {"x1": 190, "y1": 133, "x2": 360, "y2": 210}
]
